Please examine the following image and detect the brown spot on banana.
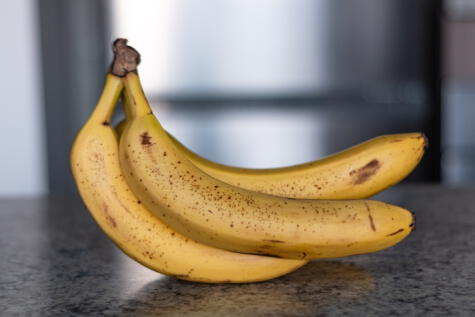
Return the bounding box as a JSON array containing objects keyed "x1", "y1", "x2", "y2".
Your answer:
[
  {"x1": 140, "y1": 132, "x2": 152, "y2": 145},
  {"x1": 368, "y1": 214, "x2": 376, "y2": 232},
  {"x1": 173, "y1": 274, "x2": 189, "y2": 279},
  {"x1": 350, "y1": 159, "x2": 381, "y2": 184},
  {"x1": 365, "y1": 202, "x2": 376, "y2": 232},
  {"x1": 389, "y1": 138, "x2": 403, "y2": 143},
  {"x1": 263, "y1": 239, "x2": 285, "y2": 243},
  {"x1": 260, "y1": 254, "x2": 285, "y2": 258},
  {"x1": 102, "y1": 203, "x2": 117, "y2": 228},
  {"x1": 386, "y1": 228, "x2": 404, "y2": 236}
]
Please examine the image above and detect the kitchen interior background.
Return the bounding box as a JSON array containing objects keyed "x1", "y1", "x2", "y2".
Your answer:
[{"x1": 1, "y1": 0, "x2": 474, "y2": 197}]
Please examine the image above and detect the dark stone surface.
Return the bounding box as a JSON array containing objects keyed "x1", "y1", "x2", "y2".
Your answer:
[{"x1": 1, "y1": 185, "x2": 474, "y2": 316}]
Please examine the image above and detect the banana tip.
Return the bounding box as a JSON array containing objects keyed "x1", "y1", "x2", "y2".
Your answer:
[
  {"x1": 409, "y1": 210, "x2": 416, "y2": 232},
  {"x1": 421, "y1": 133, "x2": 429, "y2": 150}
]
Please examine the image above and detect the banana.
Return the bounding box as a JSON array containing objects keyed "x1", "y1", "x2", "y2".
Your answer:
[
  {"x1": 168, "y1": 133, "x2": 426, "y2": 199},
  {"x1": 116, "y1": 99, "x2": 426, "y2": 200},
  {"x1": 118, "y1": 48, "x2": 415, "y2": 260},
  {"x1": 71, "y1": 73, "x2": 306, "y2": 283}
]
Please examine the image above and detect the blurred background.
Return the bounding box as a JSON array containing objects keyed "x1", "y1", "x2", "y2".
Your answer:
[{"x1": 1, "y1": 0, "x2": 474, "y2": 197}]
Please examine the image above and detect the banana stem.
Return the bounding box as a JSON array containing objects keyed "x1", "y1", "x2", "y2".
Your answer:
[
  {"x1": 122, "y1": 73, "x2": 153, "y2": 118},
  {"x1": 110, "y1": 38, "x2": 140, "y2": 77},
  {"x1": 121, "y1": 91, "x2": 132, "y2": 121},
  {"x1": 110, "y1": 38, "x2": 151, "y2": 118},
  {"x1": 89, "y1": 74, "x2": 123, "y2": 125}
]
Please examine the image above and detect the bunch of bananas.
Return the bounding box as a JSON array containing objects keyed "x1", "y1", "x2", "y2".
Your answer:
[{"x1": 71, "y1": 39, "x2": 425, "y2": 283}]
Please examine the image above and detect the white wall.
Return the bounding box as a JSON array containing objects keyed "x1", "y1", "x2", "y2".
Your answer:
[{"x1": 0, "y1": 0, "x2": 47, "y2": 197}]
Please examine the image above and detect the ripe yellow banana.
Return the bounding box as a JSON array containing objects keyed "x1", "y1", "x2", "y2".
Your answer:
[
  {"x1": 169, "y1": 133, "x2": 426, "y2": 199},
  {"x1": 119, "y1": 68, "x2": 415, "y2": 260},
  {"x1": 116, "y1": 99, "x2": 426, "y2": 200},
  {"x1": 71, "y1": 73, "x2": 306, "y2": 283}
]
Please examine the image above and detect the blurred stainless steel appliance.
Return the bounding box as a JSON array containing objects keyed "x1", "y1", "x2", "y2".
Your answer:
[
  {"x1": 39, "y1": 0, "x2": 442, "y2": 194},
  {"x1": 111, "y1": 0, "x2": 440, "y2": 181}
]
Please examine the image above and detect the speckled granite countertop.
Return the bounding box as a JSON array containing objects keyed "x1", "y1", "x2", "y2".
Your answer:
[{"x1": 1, "y1": 185, "x2": 474, "y2": 316}]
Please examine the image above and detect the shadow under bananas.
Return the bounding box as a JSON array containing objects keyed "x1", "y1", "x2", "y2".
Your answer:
[{"x1": 118, "y1": 261, "x2": 375, "y2": 317}]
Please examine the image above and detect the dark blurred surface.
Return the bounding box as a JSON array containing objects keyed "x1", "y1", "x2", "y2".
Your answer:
[{"x1": 2, "y1": 184, "x2": 475, "y2": 315}]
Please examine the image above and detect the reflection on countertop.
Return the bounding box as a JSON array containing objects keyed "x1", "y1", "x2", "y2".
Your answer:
[{"x1": 120, "y1": 261, "x2": 374, "y2": 317}]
